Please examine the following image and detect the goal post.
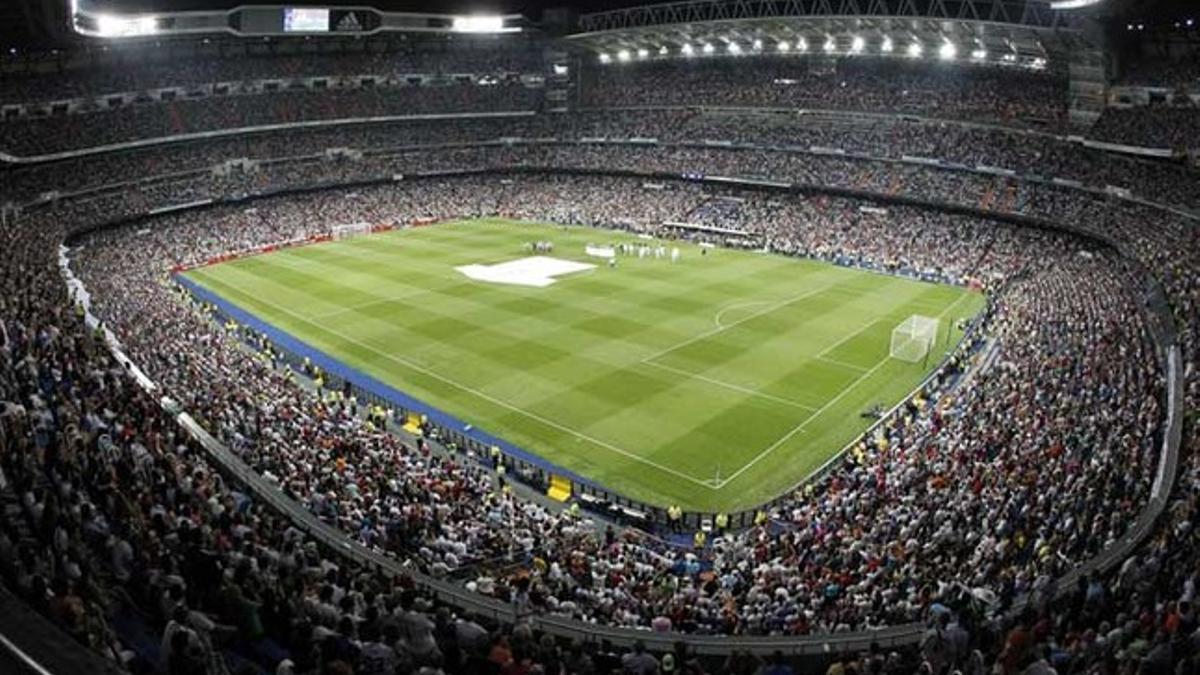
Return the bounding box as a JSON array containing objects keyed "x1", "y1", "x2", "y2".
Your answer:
[
  {"x1": 890, "y1": 315, "x2": 940, "y2": 363},
  {"x1": 331, "y1": 222, "x2": 372, "y2": 240}
]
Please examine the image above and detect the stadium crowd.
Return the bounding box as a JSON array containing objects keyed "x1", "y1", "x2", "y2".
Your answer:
[
  {"x1": 1117, "y1": 50, "x2": 1200, "y2": 87},
  {"x1": 0, "y1": 45, "x2": 544, "y2": 104},
  {"x1": 0, "y1": 47, "x2": 1198, "y2": 675},
  {"x1": 1091, "y1": 104, "x2": 1200, "y2": 150},
  {"x1": 0, "y1": 169, "x2": 1147, "y2": 662},
  {"x1": 0, "y1": 84, "x2": 542, "y2": 155},
  {"x1": 3, "y1": 46, "x2": 1197, "y2": 155},
  {"x1": 6, "y1": 110, "x2": 1199, "y2": 216},
  {"x1": 580, "y1": 59, "x2": 1069, "y2": 129}
]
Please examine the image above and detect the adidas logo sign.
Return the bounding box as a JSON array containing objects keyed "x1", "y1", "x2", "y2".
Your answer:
[{"x1": 336, "y1": 12, "x2": 362, "y2": 31}]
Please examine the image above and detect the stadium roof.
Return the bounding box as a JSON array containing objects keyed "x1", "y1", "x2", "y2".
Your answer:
[{"x1": 565, "y1": 0, "x2": 1096, "y2": 66}]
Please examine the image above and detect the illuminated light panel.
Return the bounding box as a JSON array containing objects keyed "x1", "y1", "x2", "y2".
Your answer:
[
  {"x1": 1049, "y1": 0, "x2": 1102, "y2": 9},
  {"x1": 94, "y1": 13, "x2": 159, "y2": 37},
  {"x1": 451, "y1": 15, "x2": 507, "y2": 33}
]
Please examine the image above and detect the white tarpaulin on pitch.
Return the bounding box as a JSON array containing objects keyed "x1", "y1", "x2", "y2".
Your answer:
[
  {"x1": 585, "y1": 244, "x2": 616, "y2": 259},
  {"x1": 456, "y1": 256, "x2": 595, "y2": 288}
]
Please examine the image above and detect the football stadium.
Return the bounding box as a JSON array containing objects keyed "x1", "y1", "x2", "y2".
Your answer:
[{"x1": 0, "y1": 0, "x2": 1196, "y2": 673}]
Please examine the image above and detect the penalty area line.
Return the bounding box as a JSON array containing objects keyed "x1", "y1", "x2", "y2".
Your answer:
[
  {"x1": 186, "y1": 270, "x2": 720, "y2": 491},
  {"x1": 713, "y1": 355, "x2": 890, "y2": 489},
  {"x1": 643, "y1": 360, "x2": 819, "y2": 412},
  {"x1": 714, "y1": 291, "x2": 976, "y2": 489},
  {"x1": 639, "y1": 281, "x2": 842, "y2": 364}
]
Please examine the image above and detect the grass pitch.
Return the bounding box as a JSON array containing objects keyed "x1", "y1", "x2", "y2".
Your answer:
[{"x1": 184, "y1": 218, "x2": 984, "y2": 512}]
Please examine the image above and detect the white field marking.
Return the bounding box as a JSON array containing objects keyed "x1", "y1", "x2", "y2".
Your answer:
[
  {"x1": 188, "y1": 269, "x2": 718, "y2": 489},
  {"x1": 271, "y1": 243, "x2": 527, "y2": 321},
  {"x1": 251, "y1": 248, "x2": 442, "y2": 320},
  {"x1": 311, "y1": 287, "x2": 440, "y2": 321},
  {"x1": 646, "y1": 306, "x2": 881, "y2": 412},
  {"x1": 818, "y1": 356, "x2": 870, "y2": 373},
  {"x1": 713, "y1": 291, "x2": 976, "y2": 489},
  {"x1": 804, "y1": 317, "x2": 887, "y2": 373},
  {"x1": 643, "y1": 360, "x2": 818, "y2": 412},
  {"x1": 713, "y1": 300, "x2": 773, "y2": 328},
  {"x1": 639, "y1": 280, "x2": 844, "y2": 364},
  {"x1": 713, "y1": 352, "x2": 891, "y2": 488}
]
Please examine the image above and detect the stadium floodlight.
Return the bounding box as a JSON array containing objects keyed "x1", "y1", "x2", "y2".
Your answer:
[
  {"x1": 94, "y1": 13, "x2": 159, "y2": 37},
  {"x1": 727, "y1": 41, "x2": 741, "y2": 54},
  {"x1": 851, "y1": 35, "x2": 865, "y2": 53},
  {"x1": 451, "y1": 15, "x2": 506, "y2": 33},
  {"x1": 823, "y1": 37, "x2": 836, "y2": 52},
  {"x1": 617, "y1": 49, "x2": 631, "y2": 62},
  {"x1": 1049, "y1": 0, "x2": 1102, "y2": 9},
  {"x1": 907, "y1": 42, "x2": 923, "y2": 57},
  {"x1": 681, "y1": 43, "x2": 695, "y2": 56},
  {"x1": 881, "y1": 36, "x2": 894, "y2": 53},
  {"x1": 599, "y1": 52, "x2": 611, "y2": 64},
  {"x1": 637, "y1": 48, "x2": 649, "y2": 59},
  {"x1": 777, "y1": 40, "x2": 790, "y2": 52},
  {"x1": 938, "y1": 41, "x2": 957, "y2": 60},
  {"x1": 702, "y1": 42, "x2": 715, "y2": 54}
]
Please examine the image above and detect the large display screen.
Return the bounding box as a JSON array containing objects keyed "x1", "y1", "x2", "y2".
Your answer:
[{"x1": 283, "y1": 7, "x2": 330, "y2": 32}]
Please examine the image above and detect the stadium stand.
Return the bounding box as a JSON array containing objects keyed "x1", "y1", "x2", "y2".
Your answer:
[{"x1": 1, "y1": 1, "x2": 1199, "y2": 674}]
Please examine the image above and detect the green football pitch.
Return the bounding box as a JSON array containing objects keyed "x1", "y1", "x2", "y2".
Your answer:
[{"x1": 183, "y1": 218, "x2": 985, "y2": 512}]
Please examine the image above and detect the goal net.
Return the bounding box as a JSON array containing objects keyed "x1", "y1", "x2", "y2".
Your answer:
[
  {"x1": 331, "y1": 222, "x2": 372, "y2": 240},
  {"x1": 890, "y1": 315, "x2": 939, "y2": 363}
]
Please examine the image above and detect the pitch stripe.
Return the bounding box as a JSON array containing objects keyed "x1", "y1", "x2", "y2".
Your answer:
[
  {"x1": 310, "y1": 287, "x2": 440, "y2": 321},
  {"x1": 639, "y1": 280, "x2": 843, "y2": 364},
  {"x1": 818, "y1": 357, "x2": 870, "y2": 372},
  {"x1": 188, "y1": 270, "x2": 719, "y2": 490},
  {"x1": 715, "y1": 291, "x2": 974, "y2": 489},
  {"x1": 715, "y1": 356, "x2": 891, "y2": 488},
  {"x1": 643, "y1": 360, "x2": 819, "y2": 412}
]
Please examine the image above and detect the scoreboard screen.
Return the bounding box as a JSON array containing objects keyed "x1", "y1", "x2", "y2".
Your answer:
[{"x1": 283, "y1": 7, "x2": 330, "y2": 32}]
